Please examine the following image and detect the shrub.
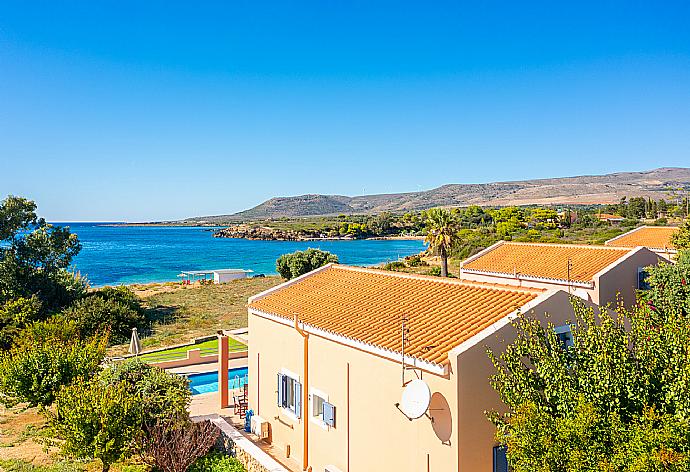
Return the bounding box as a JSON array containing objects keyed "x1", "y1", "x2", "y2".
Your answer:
[
  {"x1": 189, "y1": 451, "x2": 246, "y2": 472},
  {"x1": 0, "y1": 323, "x2": 106, "y2": 407},
  {"x1": 62, "y1": 294, "x2": 145, "y2": 344},
  {"x1": 138, "y1": 419, "x2": 220, "y2": 472},
  {"x1": 91, "y1": 286, "x2": 143, "y2": 314},
  {"x1": 98, "y1": 358, "x2": 190, "y2": 427},
  {"x1": 15, "y1": 316, "x2": 80, "y2": 346},
  {"x1": 50, "y1": 380, "x2": 142, "y2": 472},
  {"x1": 0, "y1": 296, "x2": 42, "y2": 349},
  {"x1": 404, "y1": 254, "x2": 428, "y2": 267},
  {"x1": 276, "y1": 248, "x2": 338, "y2": 280},
  {"x1": 383, "y1": 261, "x2": 406, "y2": 271}
]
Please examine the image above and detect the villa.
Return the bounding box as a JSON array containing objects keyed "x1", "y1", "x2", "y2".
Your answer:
[
  {"x1": 458, "y1": 241, "x2": 663, "y2": 308},
  {"x1": 605, "y1": 225, "x2": 679, "y2": 260},
  {"x1": 244, "y1": 264, "x2": 594, "y2": 472}
]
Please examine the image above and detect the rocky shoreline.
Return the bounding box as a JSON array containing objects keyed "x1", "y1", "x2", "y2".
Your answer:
[
  {"x1": 212, "y1": 224, "x2": 351, "y2": 241},
  {"x1": 212, "y1": 224, "x2": 424, "y2": 241}
]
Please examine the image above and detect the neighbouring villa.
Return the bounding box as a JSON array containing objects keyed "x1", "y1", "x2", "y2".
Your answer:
[
  {"x1": 605, "y1": 225, "x2": 680, "y2": 260},
  {"x1": 243, "y1": 264, "x2": 593, "y2": 472},
  {"x1": 459, "y1": 241, "x2": 663, "y2": 307}
]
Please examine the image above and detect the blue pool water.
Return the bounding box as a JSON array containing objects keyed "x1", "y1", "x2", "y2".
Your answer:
[
  {"x1": 187, "y1": 367, "x2": 249, "y2": 395},
  {"x1": 56, "y1": 223, "x2": 426, "y2": 286}
]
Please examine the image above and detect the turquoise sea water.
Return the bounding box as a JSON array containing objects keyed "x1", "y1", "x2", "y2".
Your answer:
[{"x1": 62, "y1": 223, "x2": 426, "y2": 286}]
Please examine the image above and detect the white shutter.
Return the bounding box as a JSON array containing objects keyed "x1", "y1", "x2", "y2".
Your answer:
[
  {"x1": 277, "y1": 373, "x2": 284, "y2": 407},
  {"x1": 294, "y1": 381, "x2": 302, "y2": 418},
  {"x1": 323, "y1": 401, "x2": 336, "y2": 427}
]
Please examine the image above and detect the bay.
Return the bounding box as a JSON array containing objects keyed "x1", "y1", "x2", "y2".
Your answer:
[{"x1": 61, "y1": 223, "x2": 426, "y2": 286}]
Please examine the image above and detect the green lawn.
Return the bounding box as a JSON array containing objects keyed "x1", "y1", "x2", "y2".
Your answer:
[{"x1": 139, "y1": 337, "x2": 246, "y2": 362}]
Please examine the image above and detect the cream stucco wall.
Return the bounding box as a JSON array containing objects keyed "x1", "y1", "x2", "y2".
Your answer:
[
  {"x1": 459, "y1": 271, "x2": 596, "y2": 303},
  {"x1": 594, "y1": 248, "x2": 663, "y2": 308},
  {"x1": 249, "y1": 311, "x2": 459, "y2": 472}
]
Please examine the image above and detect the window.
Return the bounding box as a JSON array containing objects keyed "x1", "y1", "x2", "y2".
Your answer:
[
  {"x1": 555, "y1": 325, "x2": 574, "y2": 349},
  {"x1": 310, "y1": 388, "x2": 336, "y2": 429},
  {"x1": 277, "y1": 371, "x2": 302, "y2": 419},
  {"x1": 638, "y1": 268, "x2": 651, "y2": 290},
  {"x1": 493, "y1": 445, "x2": 509, "y2": 472}
]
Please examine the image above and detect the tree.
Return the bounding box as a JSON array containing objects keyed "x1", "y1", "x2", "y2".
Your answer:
[
  {"x1": 488, "y1": 280, "x2": 690, "y2": 470},
  {"x1": 0, "y1": 296, "x2": 41, "y2": 349},
  {"x1": 138, "y1": 418, "x2": 220, "y2": 472},
  {"x1": 0, "y1": 196, "x2": 84, "y2": 314},
  {"x1": 98, "y1": 358, "x2": 190, "y2": 427},
  {"x1": 62, "y1": 291, "x2": 145, "y2": 344},
  {"x1": 0, "y1": 318, "x2": 106, "y2": 407},
  {"x1": 275, "y1": 248, "x2": 339, "y2": 280},
  {"x1": 671, "y1": 220, "x2": 690, "y2": 251},
  {"x1": 422, "y1": 208, "x2": 458, "y2": 277},
  {"x1": 51, "y1": 380, "x2": 142, "y2": 472}
]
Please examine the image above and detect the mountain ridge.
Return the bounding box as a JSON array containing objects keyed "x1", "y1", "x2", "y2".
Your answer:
[{"x1": 182, "y1": 167, "x2": 690, "y2": 222}]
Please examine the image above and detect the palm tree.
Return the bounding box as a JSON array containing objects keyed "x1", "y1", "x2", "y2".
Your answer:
[{"x1": 423, "y1": 207, "x2": 458, "y2": 277}]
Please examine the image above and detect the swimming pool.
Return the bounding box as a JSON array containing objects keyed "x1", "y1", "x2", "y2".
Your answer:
[{"x1": 187, "y1": 367, "x2": 248, "y2": 395}]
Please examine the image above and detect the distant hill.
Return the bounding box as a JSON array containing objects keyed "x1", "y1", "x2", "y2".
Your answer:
[{"x1": 181, "y1": 167, "x2": 690, "y2": 223}]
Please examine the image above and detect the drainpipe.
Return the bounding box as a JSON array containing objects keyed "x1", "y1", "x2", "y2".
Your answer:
[{"x1": 294, "y1": 315, "x2": 310, "y2": 472}]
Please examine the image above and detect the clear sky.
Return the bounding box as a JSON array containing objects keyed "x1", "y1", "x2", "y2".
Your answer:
[{"x1": 1, "y1": 1, "x2": 689, "y2": 221}]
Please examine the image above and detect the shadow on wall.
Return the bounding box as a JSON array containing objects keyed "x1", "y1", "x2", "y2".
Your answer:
[{"x1": 430, "y1": 392, "x2": 452, "y2": 445}]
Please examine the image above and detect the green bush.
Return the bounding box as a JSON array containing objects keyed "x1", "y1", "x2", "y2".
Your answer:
[
  {"x1": 50, "y1": 380, "x2": 142, "y2": 472},
  {"x1": 382, "y1": 261, "x2": 406, "y2": 271},
  {"x1": 276, "y1": 248, "x2": 338, "y2": 280},
  {"x1": 15, "y1": 316, "x2": 81, "y2": 346},
  {"x1": 98, "y1": 358, "x2": 190, "y2": 426},
  {"x1": 0, "y1": 296, "x2": 42, "y2": 349},
  {"x1": 189, "y1": 451, "x2": 246, "y2": 472},
  {"x1": 62, "y1": 293, "x2": 145, "y2": 344},
  {"x1": 0, "y1": 322, "x2": 106, "y2": 407},
  {"x1": 404, "y1": 255, "x2": 428, "y2": 267},
  {"x1": 91, "y1": 286, "x2": 144, "y2": 314}
]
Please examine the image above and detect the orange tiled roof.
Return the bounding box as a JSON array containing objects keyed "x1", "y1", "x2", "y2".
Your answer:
[
  {"x1": 597, "y1": 213, "x2": 624, "y2": 220},
  {"x1": 461, "y1": 242, "x2": 633, "y2": 284},
  {"x1": 606, "y1": 226, "x2": 678, "y2": 251},
  {"x1": 248, "y1": 265, "x2": 542, "y2": 367}
]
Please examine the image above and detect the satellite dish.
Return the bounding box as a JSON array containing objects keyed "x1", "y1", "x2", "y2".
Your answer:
[{"x1": 399, "y1": 379, "x2": 431, "y2": 419}]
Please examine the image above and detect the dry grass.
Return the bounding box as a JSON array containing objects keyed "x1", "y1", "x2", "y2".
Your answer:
[{"x1": 108, "y1": 277, "x2": 282, "y2": 356}]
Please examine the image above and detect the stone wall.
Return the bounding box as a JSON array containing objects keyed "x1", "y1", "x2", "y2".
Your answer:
[{"x1": 194, "y1": 414, "x2": 288, "y2": 472}]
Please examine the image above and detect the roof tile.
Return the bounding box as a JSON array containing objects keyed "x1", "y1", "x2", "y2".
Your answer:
[
  {"x1": 461, "y1": 242, "x2": 633, "y2": 283},
  {"x1": 606, "y1": 226, "x2": 678, "y2": 251},
  {"x1": 248, "y1": 265, "x2": 542, "y2": 366}
]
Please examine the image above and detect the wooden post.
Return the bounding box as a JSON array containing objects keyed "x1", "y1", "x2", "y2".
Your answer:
[{"x1": 218, "y1": 333, "x2": 229, "y2": 409}]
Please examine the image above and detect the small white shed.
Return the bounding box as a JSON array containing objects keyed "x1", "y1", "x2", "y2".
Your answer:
[
  {"x1": 213, "y1": 269, "x2": 254, "y2": 284},
  {"x1": 178, "y1": 269, "x2": 254, "y2": 284}
]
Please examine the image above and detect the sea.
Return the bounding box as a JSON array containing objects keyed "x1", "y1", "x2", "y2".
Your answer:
[{"x1": 59, "y1": 223, "x2": 427, "y2": 287}]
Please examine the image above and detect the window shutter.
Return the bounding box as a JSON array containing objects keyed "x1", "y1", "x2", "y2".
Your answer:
[
  {"x1": 294, "y1": 381, "x2": 302, "y2": 418},
  {"x1": 277, "y1": 374, "x2": 284, "y2": 407},
  {"x1": 323, "y1": 401, "x2": 336, "y2": 427},
  {"x1": 493, "y1": 446, "x2": 508, "y2": 472}
]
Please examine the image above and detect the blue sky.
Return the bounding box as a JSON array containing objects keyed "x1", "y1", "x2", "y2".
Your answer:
[{"x1": 1, "y1": 1, "x2": 689, "y2": 221}]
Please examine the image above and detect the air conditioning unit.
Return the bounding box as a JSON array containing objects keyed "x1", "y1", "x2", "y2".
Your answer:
[
  {"x1": 250, "y1": 415, "x2": 269, "y2": 440},
  {"x1": 324, "y1": 466, "x2": 343, "y2": 472}
]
